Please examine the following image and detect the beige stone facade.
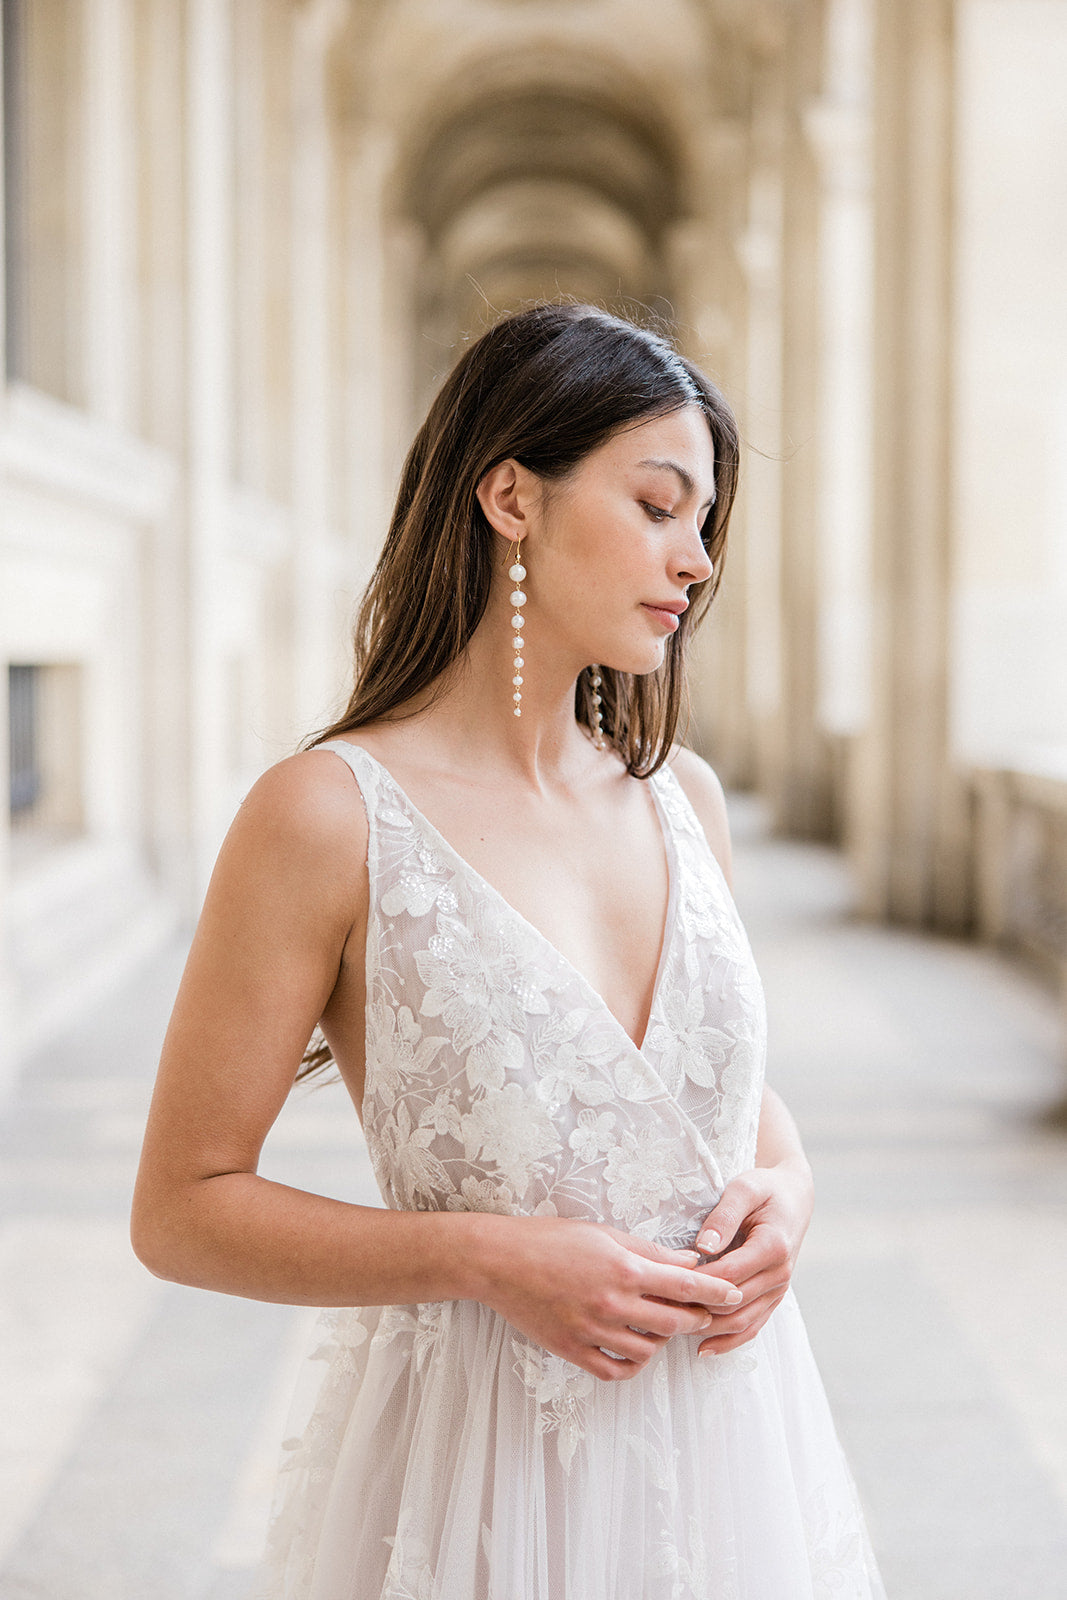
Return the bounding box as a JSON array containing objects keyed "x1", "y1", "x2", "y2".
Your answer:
[{"x1": 2, "y1": 0, "x2": 1066, "y2": 1084}]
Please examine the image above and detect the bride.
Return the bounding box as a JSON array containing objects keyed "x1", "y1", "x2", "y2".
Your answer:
[{"x1": 132, "y1": 302, "x2": 885, "y2": 1598}]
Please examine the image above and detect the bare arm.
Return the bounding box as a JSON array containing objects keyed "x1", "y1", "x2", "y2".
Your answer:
[
  {"x1": 670, "y1": 746, "x2": 815, "y2": 1352},
  {"x1": 131, "y1": 751, "x2": 741, "y2": 1380}
]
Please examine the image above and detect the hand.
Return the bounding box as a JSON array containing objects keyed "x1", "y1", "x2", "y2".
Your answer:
[
  {"x1": 689, "y1": 1160, "x2": 814, "y2": 1355},
  {"x1": 475, "y1": 1216, "x2": 745, "y2": 1382}
]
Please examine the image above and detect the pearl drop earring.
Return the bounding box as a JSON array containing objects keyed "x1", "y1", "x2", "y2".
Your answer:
[
  {"x1": 590, "y1": 666, "x2": 605, "y2": 749},
  {"x1": 508, "y1": 541, "x2": 527, "y2": 718}
]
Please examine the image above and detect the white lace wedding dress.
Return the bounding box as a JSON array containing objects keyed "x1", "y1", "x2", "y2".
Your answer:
[{"x1": 253, "y1": 741, "x2": 886, "y2": 1600}]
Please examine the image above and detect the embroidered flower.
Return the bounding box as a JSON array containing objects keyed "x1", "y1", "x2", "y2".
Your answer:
[
  {"x1": 418, "y1": 1089, "x2": 463, "y2": 1141},
  {"x1": 416, "y1": 903, "x2": 549, "y2": 1056},
  {"x1": 512, "y1": 1339, "x2": 594, "y2": 1470},
  {"x1": 364, "y1": 1000, "x2": 448, "y2": 1103},
  {"x1": 647, "y1": 985, "x2": 732, "y2": 1091},
  {"x1": 460, "y1": 1082, "x2": 560, "y2": 1196},
  {"x1": 444, "y1": 1174, "x2": 516, "y2": 1214},
  {"x1": 603, "y1": 1125, "x2": 690, "y2": 1226},
  {"x1": 376, "y1": 1098, "x2": 452, "y2": 1210},
  {"x1": 567, "y1": 1108, "x2": 617, "y2": 1163}
]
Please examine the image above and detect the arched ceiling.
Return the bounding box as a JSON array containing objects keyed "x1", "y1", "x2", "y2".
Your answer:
[{"x1": 404, "y1": 88, "x2": 682, "y2": 246}]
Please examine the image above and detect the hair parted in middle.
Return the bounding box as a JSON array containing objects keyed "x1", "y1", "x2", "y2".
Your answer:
[{"x1": 311, "y1": 301, "x2": 740, "y2": 777}]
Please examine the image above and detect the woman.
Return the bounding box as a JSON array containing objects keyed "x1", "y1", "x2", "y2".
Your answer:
[{"x1": 132, "y1": 303, "x2": 885, "y2": 1598}]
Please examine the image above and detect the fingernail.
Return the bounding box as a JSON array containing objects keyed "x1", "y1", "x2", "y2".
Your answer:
[
  {"x1": 698, "y1": 1231, "x2": 721, "y2": 1254},
  {"x1": 679, "y1": 1249, "x2": 701, "y2": 1264},
  {"x1": 699, "y1": 1346, "x2": 716, "y2": 1358},
  {"x1": 725, "y1": 1288, "x2": 743, "y2": 1306}
]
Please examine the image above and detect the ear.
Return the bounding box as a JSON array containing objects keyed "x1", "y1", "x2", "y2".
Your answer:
[{"x1": 475, "y1": 459, "x2": 540, "y2": 544}]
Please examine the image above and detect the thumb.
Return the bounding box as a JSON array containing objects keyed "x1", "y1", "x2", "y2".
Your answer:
[{"x1": 695, "y1": 1181, "x2": 752, "y2": 1257}]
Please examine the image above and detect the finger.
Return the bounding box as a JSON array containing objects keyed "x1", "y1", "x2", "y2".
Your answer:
[
  {"x1": 697, "y1": 1274, "x2": 789, "y2": 1321},
  {"x1": 695, "y1": 1229, "x2": 790, "y2": 1291},
  {"x1": 697, "y1": 1292, "x2": 787, "y2": 1355},
  {"x1": 624, "y1": 1238, "x2": 703, "y2": 1268},
  {"x1": 641, "y1": 1261, "x2": 744, "y2": 1310},
  {"x1": 586, "y1": 1348, "x2": 645, "y2": 1381},
  {"x1": 630, "y1": 1299, "x2": 716, "y2": 1339},
  {"x1": 694, "y1": 1176, "x2": 768, "y2": 1257},
  {"x1": 593, "y1": 1327, "x2": 663, "y2": 1365}
]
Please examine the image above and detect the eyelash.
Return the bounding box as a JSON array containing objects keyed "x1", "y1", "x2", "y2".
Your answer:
[{"x1": 641, "y1": 502, "x2": 675, "y2": 523}]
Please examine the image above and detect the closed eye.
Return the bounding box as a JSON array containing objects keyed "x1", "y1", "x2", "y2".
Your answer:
[{"x1": 641, "y1": 502, "x2": 675, "y2": 524}]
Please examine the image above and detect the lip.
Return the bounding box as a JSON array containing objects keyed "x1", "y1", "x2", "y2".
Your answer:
[{"x1": 641, "y1": 600, "x2": 687, "y2": 631}]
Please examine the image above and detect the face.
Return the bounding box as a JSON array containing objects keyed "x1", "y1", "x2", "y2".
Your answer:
[{"x1": 528, "y1": 405, "x2": 717, "y2": 676}]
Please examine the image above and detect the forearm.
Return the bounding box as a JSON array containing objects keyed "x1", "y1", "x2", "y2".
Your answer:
[
  {"x1": 131, "y1": 1169, "x2": 503, "y2": 1307},
  {"x1": 755, "y1": 1084, "x2": 812, "y2": 1178}
]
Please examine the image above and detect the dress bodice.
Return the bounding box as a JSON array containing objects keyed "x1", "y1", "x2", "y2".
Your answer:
[{"x1": 320, "y1": 741, "x2": 767, "y2": 1249}]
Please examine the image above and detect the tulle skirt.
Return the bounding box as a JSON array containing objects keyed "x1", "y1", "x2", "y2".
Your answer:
[{"x1": 252, "y1": 1289, "x2": 885, "y2": 1600}]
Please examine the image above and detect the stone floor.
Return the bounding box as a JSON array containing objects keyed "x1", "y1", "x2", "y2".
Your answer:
[{"x1": 1, "y1": 797, "x2": 1066, "y2": 1599}]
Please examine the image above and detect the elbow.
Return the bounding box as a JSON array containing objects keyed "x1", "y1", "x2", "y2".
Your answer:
[
  {"x1": 129, "y1": 1188, "x2": 205, "y2": 1287},
  {"x1": 129, "y1": 1205, "x2": 181, "y2": 1283}
]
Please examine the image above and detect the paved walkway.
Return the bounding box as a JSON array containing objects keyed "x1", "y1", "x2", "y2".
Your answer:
[{"x1": 1, "y1": 798, "x2": 1066, "y2": 1599}]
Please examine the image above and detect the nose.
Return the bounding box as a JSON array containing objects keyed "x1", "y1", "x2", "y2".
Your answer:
[{"x1": 673, "y1": 516, "x2": 714, "y2": 585}]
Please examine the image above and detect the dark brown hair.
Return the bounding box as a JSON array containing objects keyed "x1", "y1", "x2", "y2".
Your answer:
[
  {"x1": 310, "y1": 302, "x2": 739, "y2": 775},
  {"x1": 298, "y1": 304, "x2": 738, "y2": 1081}
]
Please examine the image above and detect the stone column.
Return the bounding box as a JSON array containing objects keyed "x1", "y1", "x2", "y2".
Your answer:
[
  {"x1": 83, "y1": 0, "x2": 136, "y2": 429},
  {"x1": 185, "y1": 0, "x2": 234, "y2": 896},
  {"x1": 735, "y1": 51, "x2": 787, "y2": 805},
  {"x1": 669, "y1": 120, "x2": 753, "y2": 785},
  {"x1": 804, "y1": 0, "x2": 875, "y2": 854},
  {"x1": 287, "y1": 0, "x2": 348, "y2": 742},
  {"x1": 775, "y1": 0, "x2": 833, "y2": 839},
  {"x1": 853, "y1": 0, "x2": 972, "y2": 929}
]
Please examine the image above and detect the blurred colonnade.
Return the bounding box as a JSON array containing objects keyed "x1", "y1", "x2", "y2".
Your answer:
[{"x1": 1, "y1": 0, "x2": 1066, "y2": 1082}]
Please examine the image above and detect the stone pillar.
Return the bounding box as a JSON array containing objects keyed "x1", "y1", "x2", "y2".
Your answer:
[
  {"x1": 669, "y1": 121, "x2": 753, "y2": 785},
  {"x1": 735, "y1": 53, "x2": 787, "y2": 805},
  {"x1": 853, "y1": 0, "x2": 972, "y2": 929},
  {"x1": 288, "y1": 0, "x2": 348, "y2": 742},
  {"x1": 83, "y1": 0, "x2": 136, "y2": 430},
  {"x1": 186, "y1": 0, "x2": 234, "y2": 896},
  {"x1": 775, "y1": 0, "x2": 834, "y2": 839},
  {"x1": 804, "y1": 0, "x2": 875, "y2": 854}
]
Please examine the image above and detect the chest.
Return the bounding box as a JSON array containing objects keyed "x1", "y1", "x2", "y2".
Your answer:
[{"x1": 396, "y1": 779, "x2": 672, "y2": 1050}]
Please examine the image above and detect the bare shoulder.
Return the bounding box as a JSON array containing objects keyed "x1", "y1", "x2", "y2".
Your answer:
[
  {"x1": 211, "y1": 746, "x2": 370, "y2": 926},
  {"x1": 235, "y1": 746, "x2": 368, "y2": 855},
  {"x1": 665, "y1": 745, "x2": 733, "y2": 886}
]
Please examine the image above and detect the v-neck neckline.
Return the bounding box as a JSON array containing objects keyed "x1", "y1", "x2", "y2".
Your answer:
[{"x1": 342, "y1": 743, "x2": 679, "y2": 1058}]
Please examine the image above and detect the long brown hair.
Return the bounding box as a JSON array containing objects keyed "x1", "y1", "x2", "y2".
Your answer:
[
  {"x1": 310, "y1": 302, "x2": 739, "y2": 774},
  {"x1": 298, "y1": 304, "x2": 739, "y2": 1081}
]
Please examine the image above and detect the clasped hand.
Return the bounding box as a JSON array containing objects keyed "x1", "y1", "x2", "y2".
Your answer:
[
  {"x1": 687, "y1": 1160, "x2": 815, "y2": 1356},
  {"x1": 481, "y1": 1161, "x2": 813, "y2": 1381}
]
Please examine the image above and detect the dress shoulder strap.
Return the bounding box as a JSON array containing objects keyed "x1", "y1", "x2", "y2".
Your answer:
[{"x1": 312, "y1": 739, "x2": 382, "y2": 883}]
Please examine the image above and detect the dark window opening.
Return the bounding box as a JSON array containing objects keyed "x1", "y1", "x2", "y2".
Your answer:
[{"x1": 8, "y1": 662, "x2": 41, "y2": 817}]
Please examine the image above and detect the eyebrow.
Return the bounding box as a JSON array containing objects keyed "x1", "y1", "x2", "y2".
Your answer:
[{"x1": 637, "y1": 457, "x2": 716, "y2": 507}]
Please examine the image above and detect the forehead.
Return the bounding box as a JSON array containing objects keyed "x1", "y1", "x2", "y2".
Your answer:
[{"x1": 595, "y1": 405, "x2": 716, "y2": 486}]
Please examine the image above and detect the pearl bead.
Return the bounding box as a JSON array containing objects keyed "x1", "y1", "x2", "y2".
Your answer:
[
  {"x1": 511, "y1": 613, "x2": 524, "y2": 629},
  {"x1": 510, "y1": 590, "x2": 527, "y2": 607},
  {"x1": 508, "y1": 563, "x2": 526, "y2": 581},
  {"x1": 513, "y1": 635, "x2": 524, "y2": 649},
  {"x1": 513, "y1": 656, "x2": 524, "y2": 667},
  {"x1": 513, "y1": 691, "x2": 522, "y2": 702},
  {"x1": 514, "y1": 706, "x2": 521, "y2": 717},
  {"x1": 512, "y1": 675, "x2": 523, "y2": 686}
]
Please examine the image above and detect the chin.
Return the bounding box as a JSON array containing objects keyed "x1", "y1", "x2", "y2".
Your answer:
[{"x1": 602, "y1": 645, "x2": 668, "y2": 677}]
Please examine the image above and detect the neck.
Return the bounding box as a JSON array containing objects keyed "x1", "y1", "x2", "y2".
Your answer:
[{"x1": 389, "y1": 612, "x2": 601, "y2": 787}]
